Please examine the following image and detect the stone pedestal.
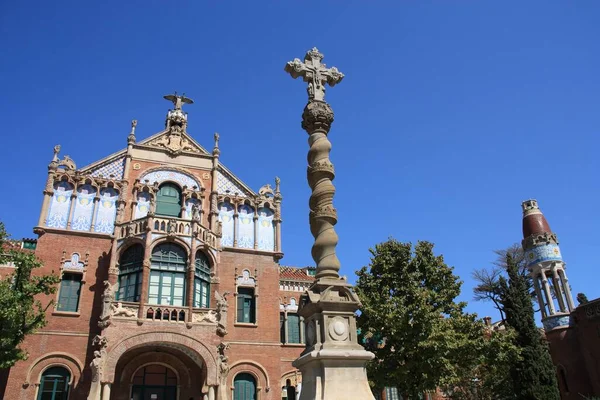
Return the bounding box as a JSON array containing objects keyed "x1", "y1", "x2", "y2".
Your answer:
[{"x1": 293, "y1": 281, "x2": 374, "y2": 400}]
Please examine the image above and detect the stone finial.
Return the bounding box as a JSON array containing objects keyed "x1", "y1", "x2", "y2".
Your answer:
[
  {"x1": 285, "y1": 47, "x2": 344, "y2": 102},
  {"x1": 213, "y1": 132, "x2": 220, "y2": 156},
  {"x1": 128, "y1": 120, "x2": 137, "y2": 145},
  {"x1": 522, "y1": 199, "x2": 540, "y2": 216},
  {"x1": 275, "y1": 176, "x2": 281, "y2": 193},
  {"x1": 163, "y1": 92, "x2": 194, "y2": 110},
  {"x1": 52, "y1": 145, "x2": 61, "y2": 162}
]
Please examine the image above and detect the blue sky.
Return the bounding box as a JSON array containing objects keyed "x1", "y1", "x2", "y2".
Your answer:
[{"x1": 1, "y1": 1, "x2": 599, "y2": 321}]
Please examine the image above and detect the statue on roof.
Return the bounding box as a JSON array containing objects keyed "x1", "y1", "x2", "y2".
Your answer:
[{"x1": 163, "y1": 92, "x2": 194, "y2": 110}]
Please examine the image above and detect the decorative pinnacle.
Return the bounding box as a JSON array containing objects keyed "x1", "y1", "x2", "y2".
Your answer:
[
  {"x1": 128, "y1": 120, "x2": 137, "y2": 145},
  {"x1": 285, "y1": 47, "x2": 344, "y2": 102},
  {"x1": 275, "y1": 176, "x2": 281, "y2": 193},
  {"x1": 163, "y1": 92, "x2": 194, "y2": 110},
  {"x1": 52, "y1": 144, "x2": 61, "y2": 162},
  {"x1": 213, "y1": 132, "x2": 220, "y2": 156},
  {"x1": 522, "y1": 199, "x2": 541, "y2": 216}
]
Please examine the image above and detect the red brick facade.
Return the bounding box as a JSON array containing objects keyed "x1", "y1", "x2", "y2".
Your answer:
[{"x1": 1, "y1": 102, "x2": 310, "y2": 400}]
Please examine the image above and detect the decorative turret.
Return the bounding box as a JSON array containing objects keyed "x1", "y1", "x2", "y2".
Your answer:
[{"x1": 521, "y1": 200, "x2": 575, "y2": 331}]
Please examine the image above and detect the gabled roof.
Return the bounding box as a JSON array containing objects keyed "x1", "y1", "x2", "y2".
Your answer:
[
  {"x1": 79, "y1": 130, "x2": 257, "y2": 198},
  {"x1": 279, "y1": 266, "x2": 316, "y2": 282}
]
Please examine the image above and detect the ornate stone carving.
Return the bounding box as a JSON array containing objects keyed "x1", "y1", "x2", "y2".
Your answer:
[
  {"x1": 258, "y1": 184, "x2": 274, "y2": 198},
  {"x1": 285, "y1": 47, "x2": 344, "y2": 102},
  {"x1": 191, "y1": 203, "x2": 201, "y2": 222},
  {"x1": 111, "y1": 302, "x2": 137, "y2": 318},
  {"x1": 217, "y1": 342, "x2": 230, "y2": 400},
  {"x1": 90, "y1": 350, "x2": 102, "y2": 383},
  {"x1": 98, "y1": 280, "x2": 116, "y2": 328},
  {"x1": 147, "y1": 130, "x2": 200, "y2": 156},
  {"x1": 215, "y1": 291, "x2": 230, "y2": 336},
  {"x1": 193, "y1": 310, "x2": 218, "y2": 324},
  {"x1": 301, "y1": 101, "x2": 334, "y2": 133},
  {"x1": 128, "y1": 120, "x2": 137, "y2": 145},
  {"x1": 58, "y1": 155, "x2": 77, "y2": 171}
]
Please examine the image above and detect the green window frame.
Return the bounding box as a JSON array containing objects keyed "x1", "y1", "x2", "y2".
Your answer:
[
  {"x1": 233, "y1": 373, "x2": 256, "y2": 400},
  {"x1": 57, "y1": 273, "x2": 81, "y2": 312},
  {"x1": 117, "y1": 244, "x2": 143, "y2": 302},
  {"x1": 149, "y1": 243, "x2": 187, "y2": 306},
  {"x1": 280, "y1": 313, "x2": 285, "y2": 343},
  {"x1": 37, "y1": 367, "x2": 70, "y2": 400},
  {"x1": 193, "y1": 251, "x2": 211, "y2": 308},
  {"x1": 237, "y1": 287, "x2": 255, "y2": 323},
  {"x1": 287, "y1": 314, "x2": 301, "y2": 344},
  {"x1": 155, "y1": 183, "x2": 182, "y2": 217}
]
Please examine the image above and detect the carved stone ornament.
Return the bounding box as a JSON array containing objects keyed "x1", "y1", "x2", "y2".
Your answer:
[
  {"x1": 111, "y1": 302, "x2": 137, "y2": 318},
  {"x1": 58, "y1": 155, "x2": 77, "y2": 171},
  {"x1": 147, "y1": 130, "x2": 201, "y2": 156},
  {"x1": 258, "y1": 184, "x2": 274, "y2": 199},
  {"x1": 192, "y1": 310, "x2": 219, "y2": 324},
  {"x1": 284, "y1": 47, "x2": 344, "y2": 102},
  {"x1": 328, "y1": 317, "x2": 349, "y2": 341},
  {"x1": 301, "y1": 101, "x2": 334, "y2": 133},
  {"x1": 215, "y1": 291, "x2": 230, "y2": 336},
  {"x1": 99, "y1": 280, "x2": 117, "y2": 327}
]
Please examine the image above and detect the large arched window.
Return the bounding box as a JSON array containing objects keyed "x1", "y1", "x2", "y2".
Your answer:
[
  {"x1": 37, "y1": 366, "x2": 70, "y2": 400},
  {"x1": 117, "y1": 244, "x2": 144, "y2": 302},
  {"x1": 194, "y1": 251, "x2": 211, "y2": 308},
  {"x1": 149, "y1": 243, "x2": 187, "y2": 306},
  {"x1": 234, "y1": 373, "x2": 256, "y2": 400},
  {"x1": 156, "y1": 183, "x2": 182, "y2": 217}
]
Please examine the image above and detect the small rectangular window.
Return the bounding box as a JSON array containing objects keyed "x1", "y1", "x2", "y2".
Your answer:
[
  {"x1": 287, "y1": 314, "x2": 302, "y2": 343},
  {"x1": 237, "y1": 287, "x2": 255, "y2": 323},
  {"x1": 57, "y1": 273, "x2": 82, "y2": 312}
]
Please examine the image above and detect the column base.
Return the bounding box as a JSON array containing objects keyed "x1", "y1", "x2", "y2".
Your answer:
[{"x1": 293, "y1": 348, "x2": 374, "y2": 400}]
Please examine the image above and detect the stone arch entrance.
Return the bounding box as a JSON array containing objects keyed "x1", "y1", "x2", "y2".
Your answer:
[{"x1": 104, "y1": 332, "x2": 219, "y2": 400}]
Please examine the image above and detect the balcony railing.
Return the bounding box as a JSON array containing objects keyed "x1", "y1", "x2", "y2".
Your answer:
[
  {"x1": 115, "y1": 215, "x2": 219, "y2": 249},
  {"x1": 108, "y1": 301, "x2": 218, "y2": 326}
]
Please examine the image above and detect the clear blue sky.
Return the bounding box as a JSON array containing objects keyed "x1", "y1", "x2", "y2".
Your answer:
[{"x1": 1, "y1": 1, "x2": 599, "y2": 321}]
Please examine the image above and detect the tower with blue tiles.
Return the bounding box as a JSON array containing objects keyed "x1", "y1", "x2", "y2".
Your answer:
[{"x1": 521, "y1": 199, "x2": 575, "y2": 331}]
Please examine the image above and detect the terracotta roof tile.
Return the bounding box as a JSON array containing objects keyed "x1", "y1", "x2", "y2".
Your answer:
[{"x1": 279, "y1": 266, "x2": 316, "y2": 282}]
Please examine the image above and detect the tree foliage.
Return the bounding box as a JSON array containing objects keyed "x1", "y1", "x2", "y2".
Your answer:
[
  {"x1": 472, "y1": 244, "x2": 533, "y2": 321},
  {"x1": 0, "y1": 222, "x2": 59, "y2": 368},
  {"x1": 356, "y1": 239, "x2": 487, "y2": 398},
  {"x1": 498, "y1": 254, "x2": 560, "y2": 400}
]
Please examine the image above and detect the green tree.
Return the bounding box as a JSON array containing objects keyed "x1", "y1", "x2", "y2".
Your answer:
[
  {"x1": 0, "y1": 222, "x2": 59, "y2": 368},
  {"x1": 356, "y1": 239, "x2": 486, "y2": 398},
  {"x1": 499, "y1": 254, "x2": 560, "y2": 400},
  {"x1": 472, "y1": 244, "x2": 530, "y2": 321}
]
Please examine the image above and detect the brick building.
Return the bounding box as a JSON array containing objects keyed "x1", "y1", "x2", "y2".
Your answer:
[
  {"x1": 1, "y1": 94, "x2": 314, "y2": 400},
  {"x1": 520, "y1": 200, "x2": 600, "y2": 399}
]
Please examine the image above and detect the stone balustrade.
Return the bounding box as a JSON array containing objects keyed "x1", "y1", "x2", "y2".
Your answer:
[{"x1": 115, "y1": 215, "x2": 219, "y2": 249}]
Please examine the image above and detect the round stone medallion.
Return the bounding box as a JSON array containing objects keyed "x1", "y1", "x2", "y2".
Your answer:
[{"x1": 328, "y1": 317, "x2": 349, "y2": 341}]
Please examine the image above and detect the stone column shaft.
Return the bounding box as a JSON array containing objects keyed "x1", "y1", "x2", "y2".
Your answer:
[
  {"x1": 532, "y1": 275, "x2": 547, "y2": 319},
  {"x1": 541, "y1": 273, "x2": 556, "y2": 315},
  {"x1": 101, "y1": 383, "x2": 111, "y2": 400},
  {"x1": 551, "y1": 266, "x2": 566, "y2": 312},
  {"x1": 559, "y1": 269, "x2": 575, "y2": 311}
]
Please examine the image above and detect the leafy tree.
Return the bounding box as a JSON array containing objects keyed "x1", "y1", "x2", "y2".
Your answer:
[
  {"x1": 472, "y1": 244, "x2": 530, "y2": 321},
  {"x1": 0, "y1": 222, "x2": 59, "y2": 368},
  {"x1": 356, "y1": 239, "x2": 486, "y2": 398},
  {"x1": 499, "y1": 254, "x2": 560, "y2": 400}
]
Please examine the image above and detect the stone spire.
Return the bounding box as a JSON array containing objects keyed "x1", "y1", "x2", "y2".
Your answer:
[
  {"x1": 285, "y1": 47, "x2": 374, "y2": 400},
  {"x1": 521, "y1": 200, "x2": 575, "y2": 331},
  {"x1": 127, "y1": 120, "x2": 137, "y2": 145}
]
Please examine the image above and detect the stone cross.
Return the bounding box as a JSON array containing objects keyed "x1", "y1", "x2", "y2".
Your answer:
[
  {"x1": 285, "y1": 47, "x2": 344, "y2": 102},
  {"x1": 163, "y1": 92, "x2": 194, "y2": 110}
]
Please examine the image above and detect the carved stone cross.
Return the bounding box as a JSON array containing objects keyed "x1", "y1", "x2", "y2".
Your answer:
[{"x1": 285, "y1": 47, "x2": 344, "y2": 102}]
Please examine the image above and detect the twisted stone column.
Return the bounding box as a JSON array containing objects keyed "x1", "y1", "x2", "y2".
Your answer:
[{"x1": 302, "y1": 101, "x2": 340, "y2": 281}]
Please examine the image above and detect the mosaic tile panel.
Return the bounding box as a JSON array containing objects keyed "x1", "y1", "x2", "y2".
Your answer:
[
  {"x1": 217, "y1": 170, "x2": 250, "y2": 197},
  {"x1": 525, "y1": 244, "x2": 562, "y2": 267},
  {"x1": 89, "y1": 156, "x2": 125, "y2": 179}
]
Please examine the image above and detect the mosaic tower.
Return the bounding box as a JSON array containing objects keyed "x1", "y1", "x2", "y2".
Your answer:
[{"x1": 521, "y1": 199, "x2": 575, "y2": 331}]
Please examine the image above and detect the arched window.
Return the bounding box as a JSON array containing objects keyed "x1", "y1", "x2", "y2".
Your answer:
[
  {"x1": 234, "y1": 373, "x2": 256, "y2": 400},
  {"x1": 37, "y1": 366, "x2": 70, "y2": 400},
  {"x1": 194, "y1": 251, "x2": 211, "y2": 308},
  {"x1": 149, "y1": 243, "x2": 187, "y2": 306},
  {"x1": 156, "y1": 183, "x2": 182, "y2": 217},
  {"x1": 117, "y1": 244, "x2": 144, "y2": 302}
]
